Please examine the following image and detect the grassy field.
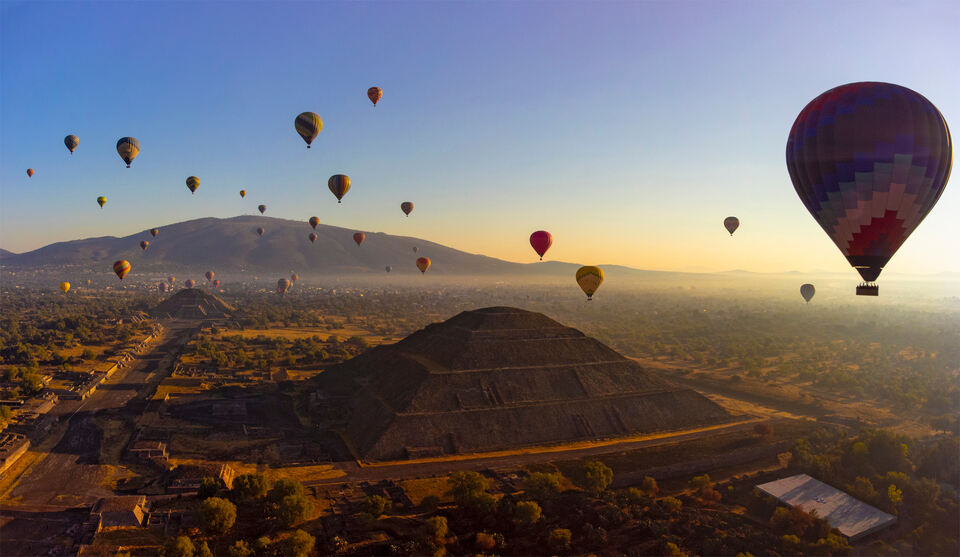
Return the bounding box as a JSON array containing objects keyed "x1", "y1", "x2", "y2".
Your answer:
[{"x1": 400, "y1": 477, "x2": 452, "y2": 505}]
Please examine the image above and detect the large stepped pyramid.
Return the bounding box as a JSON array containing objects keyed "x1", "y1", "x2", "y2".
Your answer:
[{"x1": 322, "y1": 307, "x2": 732, "y2": 461}]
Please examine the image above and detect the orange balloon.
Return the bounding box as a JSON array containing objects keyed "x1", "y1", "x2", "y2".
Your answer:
[{"x1": 416, "y1": 257, "x2": 431, "y2": 274}]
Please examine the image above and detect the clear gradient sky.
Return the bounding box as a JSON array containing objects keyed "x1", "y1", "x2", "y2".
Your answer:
[{"x1": 2, "y1": 1, "x2": 958, "y2": 274}]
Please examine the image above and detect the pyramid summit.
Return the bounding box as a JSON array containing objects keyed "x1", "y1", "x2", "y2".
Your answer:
[
  {"x1": 150, "y1": 288, "x2": 234, "y2": 320},
  {"x1": 324, "y1": 306, "x2": 732, "y2": 461}
]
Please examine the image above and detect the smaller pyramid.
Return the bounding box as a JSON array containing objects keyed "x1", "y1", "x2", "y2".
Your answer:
[{"x1": 151, "y1": 288, "x2": 233, "y2": 320}]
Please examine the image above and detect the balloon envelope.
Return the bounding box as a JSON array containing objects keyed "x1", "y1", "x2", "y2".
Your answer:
[
  {"x1": 64, "y1": 135, "x2": 79, "y2": 154},
  {"x1": 385, "y1": 265, "x2": 392, "y2": 273},
  {"x1": 113, "y1": 260, "x2": 131, "y2": 280},
  {"x1": 150, "y1": 228, "x2": 159, "y2": 237},
  {"x1": 60, "y1": 282, "x2": 71, "y2": 293},
  {"x1": 159, "y1": 282, "x2": 168, "y2": 293},
  {"x1": 290, "y1": 273, "x2": 298, "y2": 282},
  {"x1": 26, "y1": 168, "x2": 34, "y2": 177},
  {"x1": 800, "y1": 283, "x2": 816, "y2": 303},
  {"x1": 184, "y1": 279, "x2": 196, "y2": 288},
  {"x1": 205, "y1": 271, "x2": 215, "y2": 282},
  {"x1": 576, "y1": 266, "x2": 604, "y2": 299},
  {"x1": 168, "y1": 276, "x2": 176, "y2": 283},
  {"x1": 353, "y1": 232, "x2": 365, "y2": 246},
  {"x1": 416, "y1": 257, "x2": 431, "y2": 274},
  {"x1": 295, "y1": 112, "x2": 322, "y2": 147},
  {"x1": 368, "y1": 87, "x2": 383, "y2": 106},
  {"x1": 723, "y1": 217, "x2": 739, "y2": 236},
  {"x1": 257, "y1": 227, "x2": 264, "y2": 236},
  {"x1": 97, "y1": 196, "x2": 107, "y2": 208},
  {"x1": 529, "y1": 230, "x2": 553, "y2": 260},
  {"x1": 186, "y1": 176, "x2": 199, "y2": 194},
  {"x1": 328, "y1": 175, "x2": 350, "y2": 203},
  {"x1": 309, "y1": 216, "x2": 319, "y2": 229},
  {"x1": 309, "y1": 232, "x2": 318, "y2": 243},
  {"x1": 212, "y1": 279, "x2": 220, "y2": 287},
  {"x1": 239, "y1": 190, "x2": 246, "y2": 198},
  {"x1": 401, "y1": 201, "x2": 414, "y2": 216},
  {"x1": 277, "y1": 278, "x2": 291, "y2": 293},
  {"x1": 786, "y1": 82, "x2": 953, "y2": 285},
  {"x1": 258, "y1": 205, "x2": 266, "y2": 214},
  {"x1": 140, "y1": 241, "x2": 149, "y2": 251},
  {"x1": 116, "y1": 137, "x2": 139, "y2": 167}
]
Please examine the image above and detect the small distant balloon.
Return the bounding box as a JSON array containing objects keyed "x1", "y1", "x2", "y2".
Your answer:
[
  {"x1": 186, "y1": 176, "x2": 200, "y2": 194},
  {"x1": 113, "y1": 260, "x2": 131, "y2": 280},
  {"x1": 800, "y1": 283, "x2": 816, "y2": 303},
  {"x1": 309, "y1": 216, "x2": 320, "y2": 229},
  {"x1": 401, "y1": 201, "x2": 414, "y2": 216},
  {"x1": 576, "y1": 266, "x2": 604, "y2": 300},
  {"x1": 258, "y1": 204, "x2": 266, "y2": 214},
  {"x1": 353, "y1": 232, "x2": 365, "y2": 246},
  {"x1": 140, "y1": 241, "x2": 150, "y2": 251},
  {"x1": 64, "y1": 135, "x2": 79, "y2": 154},
  {"x1": 309, "y1": 232, "x2": 318, "y2": 243},
  {"x1": 290, "y1": 273, "x2": 298, "y2": 283},
  {"x1": 295, "y1": 112, "x2": 323, "y2": 148},
  {"x1": 416, "y1": 257, "x2": 431, "y2": 274},
  {"x1": 205, "y1": 271, "x2": 215, "y2": 282},
  {"x1": 367, "y1": 86, "x2": 383, "y2": 106},
  {"x1": 529, "y1": 230, "x2": 553, "y2": 260},
  {"x1": 116, "y1": 137, "x2": 139, "y2": 168},
  {"x1": 724, "y1": 217, "x2": 739, "y2": 236},
  {"x1": 239, "y1": 190, "x2": 246, "y2": 198},
  {"x1": 150, "y1": 228, "x2": 159, "y2": 237},
  {"x1": 212, "y1": 279, "x2": 221, "y2": 287},
  {"x1": 26, "y1": 168, "x2": 34, "y2": 177},
  {"x1": 158, "y1": 282, "x2": 168, "y2": 293},
  {"x1": 385, "y1": 265, "x2": 392, "y2": 273},
  {"x1": 412, "y1": 246, "x2": 419, "y2": 254},
  {"x1": 257, "y1": 227, "x2": 264, "y2": 236},
  {"x1": 97, "y1": 196, "x2": 107, "y2": 208},
  {"x1": 60, "y1": 282, "x2": 71, "y2": 294},
  {"x1": 277, "y1": 278, "x2": 291, "y2": 293},
  {"x1": 184, "y1": 279, "x2": 196, "y2": 288},
  {"x1": 168, "y1": 275, "x2": 176, "y2": 284},
  {"x1": 328, "y1": 175, "x2": 350, "y2": 203}
]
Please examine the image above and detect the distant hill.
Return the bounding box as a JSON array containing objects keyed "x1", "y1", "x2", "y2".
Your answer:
[
  {"x1": 0, "y1": 248, "x2": 14, "y2": 259},
  {"x1": 321, "y1": 306, "x2": 732, "y2": 461},
  {"x1": 0, "y1": 215, "x2": 683, "y2": 278}
]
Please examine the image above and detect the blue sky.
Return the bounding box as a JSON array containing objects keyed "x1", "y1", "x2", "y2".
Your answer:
[{"x1": 2, "y1": 0, "x2": 958, "y2": 274}]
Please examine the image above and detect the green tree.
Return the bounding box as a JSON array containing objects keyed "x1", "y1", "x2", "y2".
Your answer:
[
  {"x1": 361, "y1": 495, "x2": 390, "y2": 517},
  {"x1": 770, "y1": 506, "x2": 815, "y2": 538},
  {"x1": 661, "y1": 496, "x2": 682, "y2": 513},
  {"x1": 161, "y1": 536, "x2": 196, "y2": 557},
  {"x1": 814, "y1": 532, "x2": 852, "y2": 555},
  {"x1": 640, "y1": 476, "x2": 659, "y2": 497},
  {"x1": 475, "y1": 532, "x2": 496, "y2": 551},
  {"x1": 446, "y1": 471, "x2": 489, "y2": 506},
  {"x1": 689, "y1": 474, "x2": 712, "y2": 490},
  {"x1": 198, "y1": 497, "x2": 237, "y2": 535},
  {"x1": 523, "y1": 472, "x2": 563, "y2": 503},
  {"x1": 887, "y1": 484, "x2": 903, "y2": 514},
  {"x1": 548, "y1": 528, "x2": 572, "y2": 551},
  {"x1": 254, "y1": 537, "x2": 271, "y2": 554},
  {"x1": 276, "y1": 529, "x2": 316, "y2": 557},
  {"x1": 231, "y1": 473, "x2": 268, "y2": 501},
  {"x1": 513, "y1": 500, "x2": 542, "y2": 526},
  {"x1": 228, "y1": 540, "x2": 253, "y2": 557},
  {"x1": 198, "y1": 476, "x2": 219, "y2": 499},
  {"x1": 571, "y1": 460, "x2": 613, "y2": 496},
  {"x1": 276, "y1": 493, "x2": 314, "y2": 528},
  {"x1": 197, "y1": 542, "x2": 213, "y2": 557}
]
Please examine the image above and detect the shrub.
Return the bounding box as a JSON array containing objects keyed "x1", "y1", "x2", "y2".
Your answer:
[
  {"x1": 198, "y1": 497, "x2": 237, "y2": 535},
  {"x1": 513, "y1": 500, "x2": 542, "y2": 526},
  {"x1": 571, "y1": 460, "x2": 614, "y2": 496},
  {"x1": 548, "y1": 528, "x2": 572, "y2": 551}
]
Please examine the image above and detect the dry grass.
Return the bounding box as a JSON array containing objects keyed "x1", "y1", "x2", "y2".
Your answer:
[
  {"x1": 400, "y1": 477, "x2": 452, "y2": 506},
  {"x1": 0, "y1": 421, "x2": 70, "y2": 502}
]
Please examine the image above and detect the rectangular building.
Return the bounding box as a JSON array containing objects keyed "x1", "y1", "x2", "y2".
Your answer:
[{"x1": 756, "y1": 473, "x2": 896, "y2": 541}]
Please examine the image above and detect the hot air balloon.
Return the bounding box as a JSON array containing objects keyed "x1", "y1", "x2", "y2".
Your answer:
[
  {"x1": 60, "y1": 282, "x2": 71, "y2": 294},
  {"x1": 309, "y1": 232, "x2": 318, "y2": 243},
  {"x1": 150, "y1": 228, "x2": 159, "y2": 237},
  {"x1": 295, "y1": 112, "x2": 322, "y2": 148},
  {"x1": 277, "y1": 278, "x2": 291, "y2": 293},
  {"x1": 290, "y1": 273, "x2": 298, "y2": 283},
  {"x1": 212, "y1": 279, "x2": 221, "y2": 287},
  {"x1": 416, "y1": 257, "x2": 431, "y2": 274},
  {"x1": 723, "y1": 217, "x2": 739, "y2": 236},
  {"x1": 258, "y1": 204, "x2": 266, "y2": 214},
  {"x1": 64, "y1": 135, "x2": 79, "y2": 154},
  {"x1": 309, "y1": 216, "x2": 320, "y2": 229},
  {"x1": 257, "y1": 227, "x2": 264, "y2": 237},
  {"x1": 368, "y1": 86, "x2": 383, "y2": 106},
  {"x1": 186, "y1": 176, "x2": 199, "y2": 194},
  {"x1": 328, "y1": 175, "x2": 350, "y2": 203},
  {"x1": 787, "y1": 82, "x2": 953, "y2": 296},
  {"x1": 412, "y1": 246, "x2": 419, "y2": 254},
  {"x1": 185, "y1": 279, "x2": 196, "y2": 288},
  {"x1": 529, "y1": 230, "x2": 553, "y2": 260},
  {"x1": 116, "y1": 137, "x2": 139, "y2": 167},
  {"x1": 239, "y1": 190, "x2": 246, "y2": 198},
  {"x1": 159, "y1": 282, "x2": 168, "y2": 293},
  {"x1": 576, "y1": 266, "x2": 604, "y2": 300},
  {"x1": 140, "y1": 241, "x2": 150, "y2": 251},
  {"x1": 113, "y1": 260, "x2": 131, "y2": 280},
  {"x1": 401, "y1": 201, "x2": 414, "y2": 216},
  {"x1": 205, "y1": 271, "x2": 215, "y2": 282},
  {"x1": 97, "y1": 196, "x2": 107, "y2": 208},
  {"x1": 800, "y1": 283, "x2": 816, "y2": 303},
  {"x1": 168, "y1": 275, "x2": 176, "y2": 284},
  {"x1": 353, "y1": 232, "x2": 365, "y2": 246},
  {"x1": 385, "y1": 265, "x2": 392, "y2": 273},
  {"x1": 26, "y1": 168, "x2": 34, "y2": 177}
]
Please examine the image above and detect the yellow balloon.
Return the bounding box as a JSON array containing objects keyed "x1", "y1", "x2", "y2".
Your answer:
[
  {"x1": 60, "y1": 282, "x2": 71, "y2": 293},
  {"x1": 575, "y1": 266, "x2": 604, "y2": 300}
]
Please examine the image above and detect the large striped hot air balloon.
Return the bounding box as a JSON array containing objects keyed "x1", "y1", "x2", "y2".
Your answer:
[
  {"x1": 401, "y1": 201, "x2": 414, "y2": 216},
  {"x1": 367, "y1": 87, "x2": 383, "y2": 106},
  {"x1": 353, "y1": 232, "x2": 365, "y2": 246},
  {"x1": 113, "y1": 260, "x2": 131, "y2": 280},
  {"x1": 64, "y1": 135, "x2": 79, "y2": 154},
  {"x1": 529, "y1": 230, "x2": 553, "y2": 260},
  {"x1": 328, "y1": 175, "x2": 350, "y2": 203},
  {"x1": 786, "y1": 82, "x2": 952, "y2": 296},
  {"x1": 295, "y1": 112, "x2": 322, "y2": 148},
  {"x1": 116, "y1": 137, "x2": 139, "y2": 167},
  {"x1": 416, "y1": 257, "x2": 431, "y2": 274},
  {"x1": 186, "y1": 176, "x2": 200, "y2": 194},
  {"x1": 723, "y1": 217, "x2": 739, "y2": 236},
  {"x1": 576, "y1": 266, "x2": 604, "y2": 300}
]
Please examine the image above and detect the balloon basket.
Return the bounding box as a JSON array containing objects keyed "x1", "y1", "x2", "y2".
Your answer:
[{"x1": 856, "y1": 284, "x2": 878, "y2": 296}]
